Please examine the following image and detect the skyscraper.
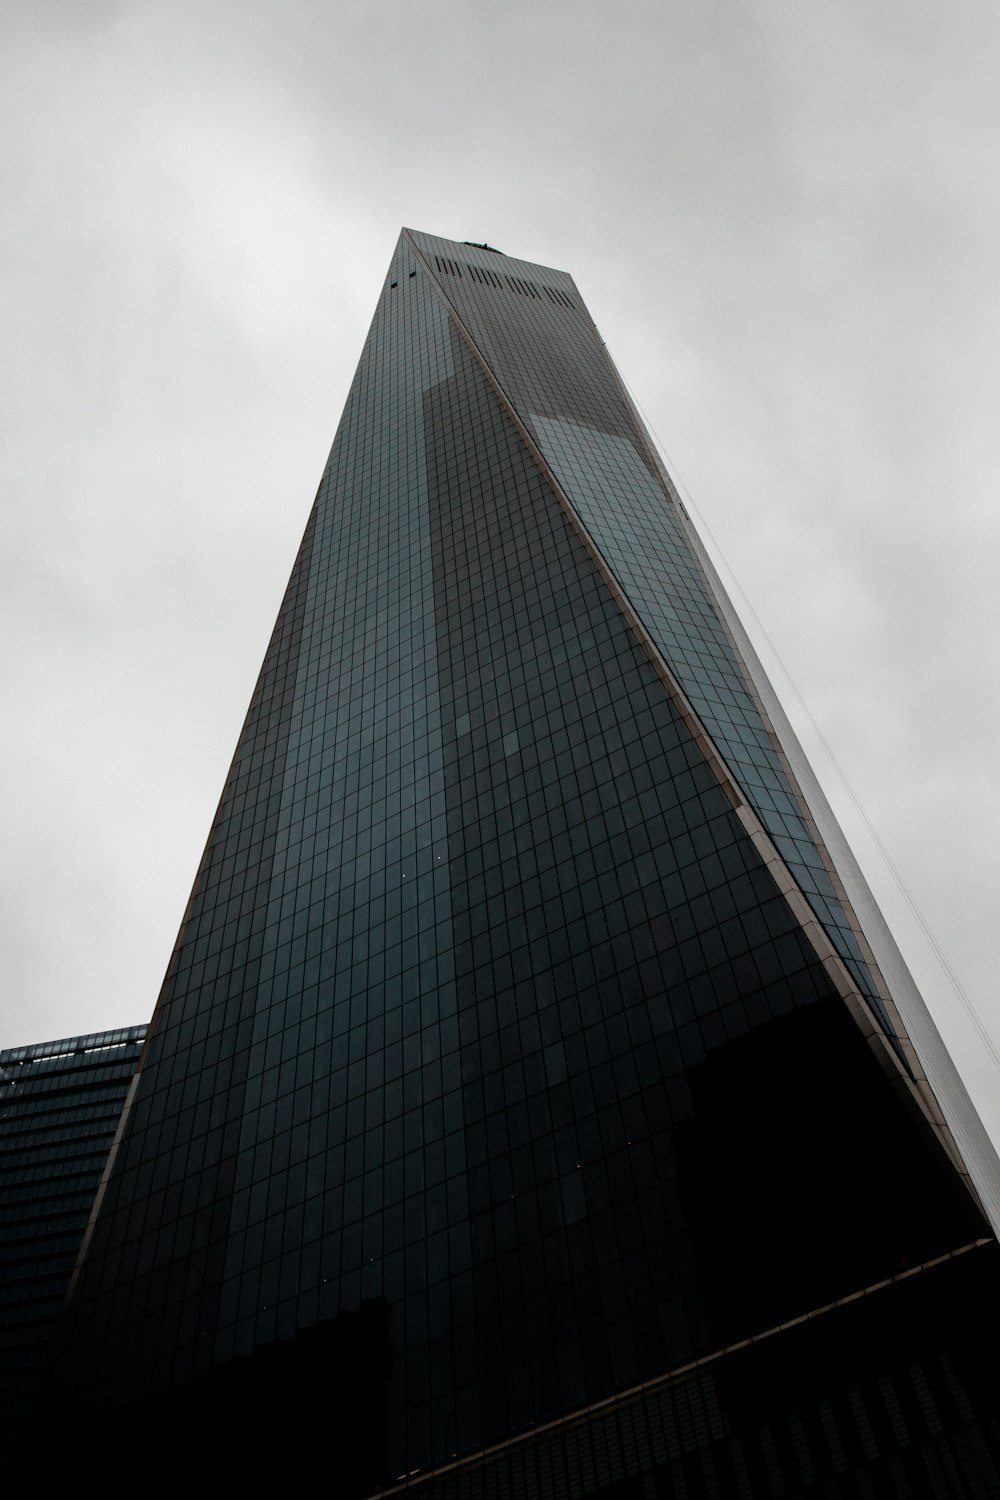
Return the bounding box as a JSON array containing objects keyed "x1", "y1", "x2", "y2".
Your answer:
[{"x1": 40, "y1": 231, "x2": 1000, "y2": 1494}]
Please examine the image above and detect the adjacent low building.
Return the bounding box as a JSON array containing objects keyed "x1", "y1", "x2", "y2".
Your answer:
[{"x1": 0, "y1": 1025, "x2": 146, "y2": 1455}]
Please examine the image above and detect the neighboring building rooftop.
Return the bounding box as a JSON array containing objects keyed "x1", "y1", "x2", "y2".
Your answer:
[{"x1": 0, "y1": 1025, "x2": 146, "y2": 1455}]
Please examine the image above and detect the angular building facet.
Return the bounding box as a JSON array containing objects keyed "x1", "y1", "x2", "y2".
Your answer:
[{"x1": 38, "y1": 232, "x2": 1000, "y2": 1493}]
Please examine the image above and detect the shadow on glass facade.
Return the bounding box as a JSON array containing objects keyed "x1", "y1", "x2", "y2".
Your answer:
[{"x1": 29, "y1": 233, "x2": 1000, "y2": 1495}]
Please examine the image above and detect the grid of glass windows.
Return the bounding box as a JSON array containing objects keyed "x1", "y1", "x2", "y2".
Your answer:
[
  {"x1": 408, "y1": 230, "x2": 890, "y2": 1040},
  {"x1": 0, "y1": 1025, "x2": 146, "y2": 1455},
  {"x1": 38, "y1": 233, "x2": 991, "y2": 1493}
]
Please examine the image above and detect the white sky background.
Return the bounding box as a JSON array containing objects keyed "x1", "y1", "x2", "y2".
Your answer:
[{"x1": 2, "y1": 1, "x2": 999, "y2": 1146}]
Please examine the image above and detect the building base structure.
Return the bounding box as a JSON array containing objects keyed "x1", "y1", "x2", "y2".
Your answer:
[
  {"x1": 387, "y1": 1247, "x2": 1000, "y2": 1500},
  {"x1": 30, "y1": 1241, "x2": 1000, "y2": 1496}
]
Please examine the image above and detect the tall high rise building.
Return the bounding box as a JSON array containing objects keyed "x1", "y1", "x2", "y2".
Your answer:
[{"x1": 39, "y1": 232, "x2": 1000, "y2": 1494}]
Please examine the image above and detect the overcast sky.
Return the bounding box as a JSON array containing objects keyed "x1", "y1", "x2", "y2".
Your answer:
[{"x1": 2, "y1": 0, "x2": 999, "y2": 1145}]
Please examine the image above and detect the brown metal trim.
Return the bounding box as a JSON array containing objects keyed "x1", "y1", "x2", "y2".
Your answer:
[
  {"x1": 404, "y1": 230, "x2": 972, "y2": 1198},
  {"x1": 368, "y1": 1237, "x2": 995, "y2": 1497}
]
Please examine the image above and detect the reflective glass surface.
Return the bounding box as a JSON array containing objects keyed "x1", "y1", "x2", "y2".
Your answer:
[
  {"x1": 409, "y1": 230, "x2": 889, "y2": 1039},
  {"x1": 38, "y1": 234, "x2": 991, "y2": 1493}
]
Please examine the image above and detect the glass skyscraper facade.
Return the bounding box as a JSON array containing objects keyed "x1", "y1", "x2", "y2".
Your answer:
[
  {"x1": 0, "y1": 1025, "x2": 146, "y2": 1455},
  {"x1": 36, "y1": 232, "x2": 1000, "y2": 1494}
]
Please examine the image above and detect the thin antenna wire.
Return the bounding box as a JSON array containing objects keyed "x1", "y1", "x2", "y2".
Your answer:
[{"x1": 613, "y1": 362, "x2": 1000, "y2": 1073}]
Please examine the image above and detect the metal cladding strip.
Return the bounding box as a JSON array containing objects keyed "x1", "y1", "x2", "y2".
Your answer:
[
  {"x1": 403, "y1": 229, "x2": 985, "y2": 1219},
  {"x1": 411, "y1": 232, "x2": 896, "y2": 1049},
  {"x1": 606, "y1": 366, "x2": 1000, "y2": 1235},
  {"x1": 599, "y1": 359, "x2": 926, "y2": 1055},
  {"x1": 63, "y1": 1068, "x2": 142, "y2": 1306}
]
